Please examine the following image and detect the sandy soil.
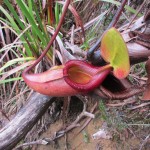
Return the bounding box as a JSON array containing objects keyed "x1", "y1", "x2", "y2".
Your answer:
[{"x1": 36, "y1": 115, "x2": 143, "y2": 150}]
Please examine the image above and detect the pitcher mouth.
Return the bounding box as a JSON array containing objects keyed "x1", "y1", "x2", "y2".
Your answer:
[{"x1": 63, "y1": 60, "x2": 111, "y2": 92}]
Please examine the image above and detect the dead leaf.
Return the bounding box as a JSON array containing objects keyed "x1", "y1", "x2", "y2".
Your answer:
[{"x1": 92, "y1": 123, "x2": 112, "y2": 140}]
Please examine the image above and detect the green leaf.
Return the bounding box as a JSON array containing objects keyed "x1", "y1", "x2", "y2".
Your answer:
[
  {"x1": 31, "y1": 0, "x2": 49, "y2": 42},
  {"x1": 0, "y1": 77, "x2": 22, "y2": 84},
  {"x1": 55, "y1": 2, "x2": 60, "y2": 26},
  {"x1": 0, "y1": 57, "x2": 35, "y2": 72},
  {"x1": 101, "y1": 27, "x2": 130, "y2": 79},
  {"x1": 16, "y1": 0, "x2": 47, "y2": 46},
  {"x1": 0, "y1": 2, "x2": 32, "y2": 56}
]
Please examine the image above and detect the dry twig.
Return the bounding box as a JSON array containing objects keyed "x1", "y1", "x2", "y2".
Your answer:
[
  {"x1": 139, "y1": 134, "x2": 150, "y2": 150},
  {"x1": 128, "y1": 102, "x2": 150, "y2": 110},
  {"x1": 15, "y1": 96, "x2": 96, "y2": 149}
]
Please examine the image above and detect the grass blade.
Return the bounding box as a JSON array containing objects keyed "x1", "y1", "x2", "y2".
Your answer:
[
  {"x1": 0, "y1": 57, "x2": 35, "y2": 72},
  {"x1": 100, "y1": 0, "x2": 142, "y2": 15},
  {"x1": 16, "y1": 0, "x2": 47, "y2": 46},
  {"x1": 0, "y1": 77, "x2": 22, "y2": 84}
]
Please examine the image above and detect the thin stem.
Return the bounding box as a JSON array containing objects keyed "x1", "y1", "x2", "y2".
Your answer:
[{"x1": 95, "y1": 64, "x2": 112, "y2": 75}]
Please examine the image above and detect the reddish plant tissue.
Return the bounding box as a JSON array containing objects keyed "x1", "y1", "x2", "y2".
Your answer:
[
  {"x1": 22, "y1": 66, "x2": 79, "y2": 96},
  {"x1": 22, "y1": 60, "x2": 111, "y2": 96},
  {"x1": 63, "y1": 60, "x2": 111, "y2": 92},
  {"x1": 22, "y1": 28, "x2": 130, "y2": 96}
]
